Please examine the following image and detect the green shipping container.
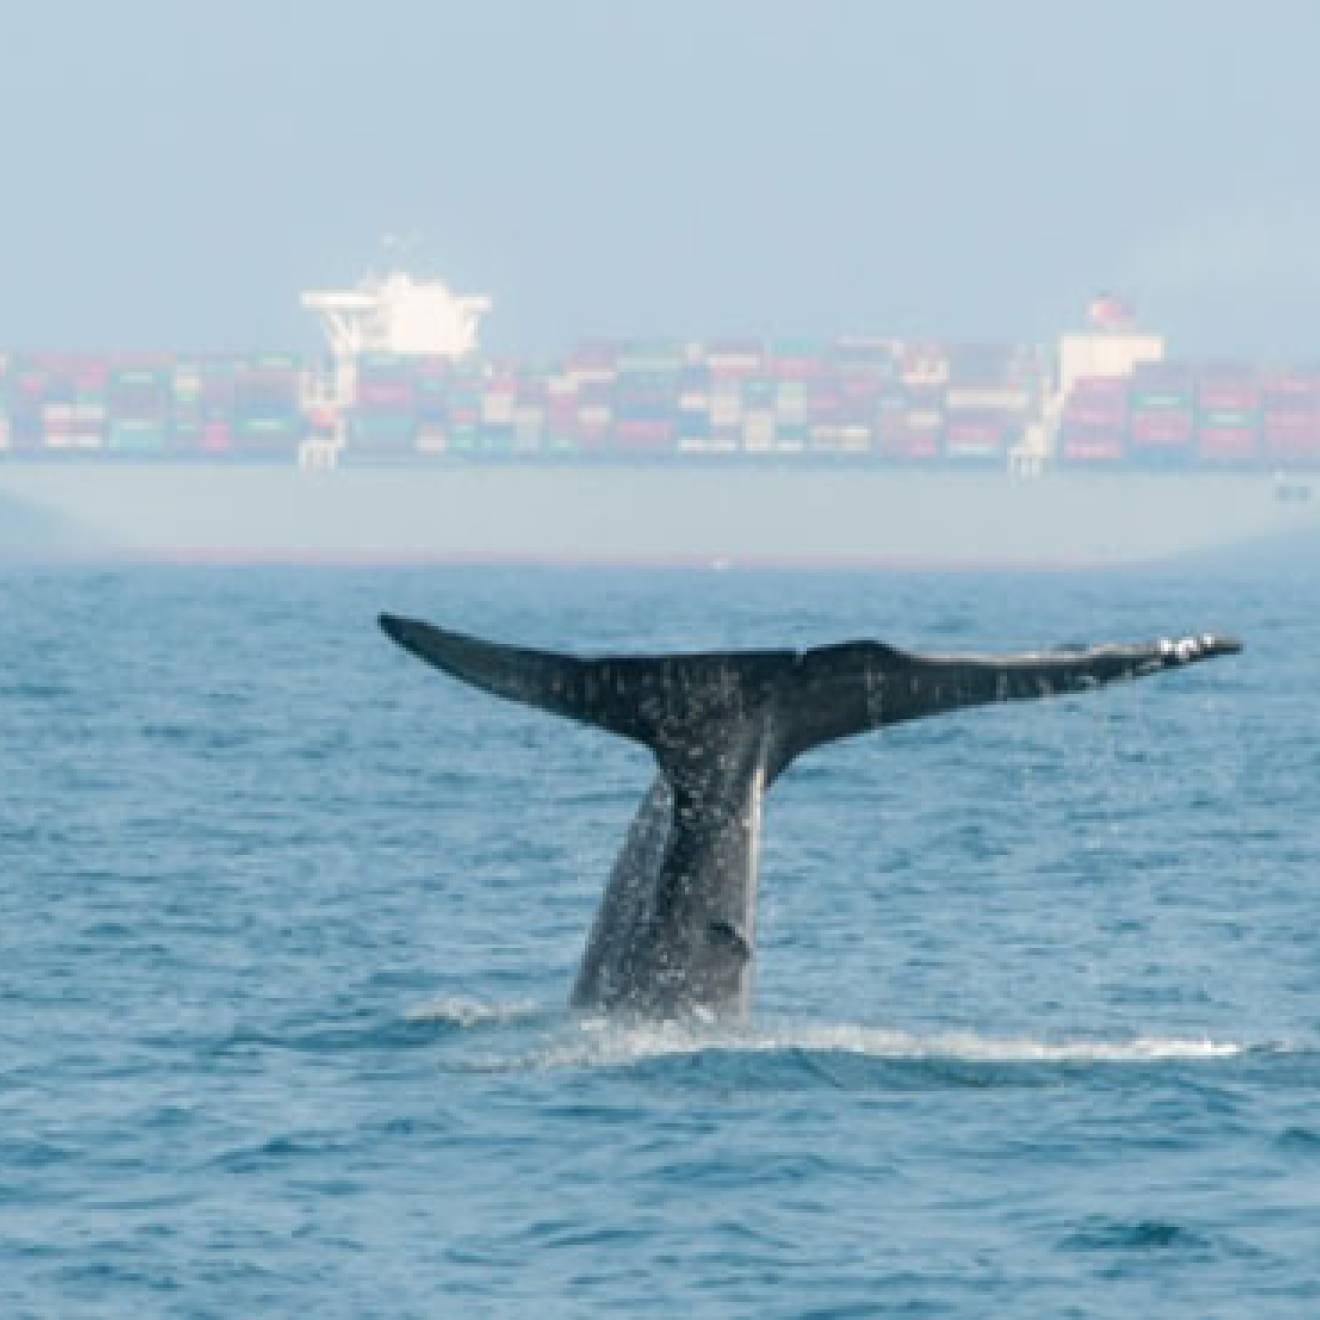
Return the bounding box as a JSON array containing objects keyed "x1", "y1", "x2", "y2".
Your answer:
[
  {"x1": 1197, "y1": 409, "x2": 1260, "y2": 427},
  {"x1": 108, "y1": 421, "x2": 166, "y2": 451},
  {"x1": 1130, "y1": 390, "x2": 1193, "y2": 410},
  {"x1": 234, "y1": 416, "x2": 300, "y2": 435}
]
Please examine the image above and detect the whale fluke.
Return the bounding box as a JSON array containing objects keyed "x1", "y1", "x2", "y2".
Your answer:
[{"x1": 378, "y1": 613, "x2": 1240, "y2": 1019}]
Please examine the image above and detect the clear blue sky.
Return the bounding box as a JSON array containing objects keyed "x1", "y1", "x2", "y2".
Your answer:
[{"x1": 4, "y1": 1, "x2": 1319, "y2": 358}]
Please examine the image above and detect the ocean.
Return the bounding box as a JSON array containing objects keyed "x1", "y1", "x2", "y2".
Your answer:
[{"x1": 2, "y1": 553, "x2": 1317, "y2": 1318}]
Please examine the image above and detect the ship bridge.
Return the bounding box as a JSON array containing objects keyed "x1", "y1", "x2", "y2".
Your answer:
[
  {"x1": 302, "y1": 271, "x2": 491, "y2": 358},
  {"x1": 300, "y1": 271, "x2": 492, "y2": 468}
]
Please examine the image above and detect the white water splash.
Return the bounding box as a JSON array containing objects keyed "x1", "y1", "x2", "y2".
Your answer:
[
  {"x1": 511, "y1": 1018, "x2": 1246, "y2": 1072},
  {"x1": 784, "y1": 1024, "x2": 1243, "y2": 1063},
  {"x1": 414, "y1": 996, "x2": 1256, "y2": 1072}
]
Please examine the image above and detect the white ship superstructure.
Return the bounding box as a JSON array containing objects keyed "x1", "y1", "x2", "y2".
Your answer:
[{"x1": 299, "y1": 270, "x2": 492, "y2": 468}]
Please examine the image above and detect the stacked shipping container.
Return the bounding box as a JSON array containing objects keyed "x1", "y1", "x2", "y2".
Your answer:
[
  {"x1": 29, "y1": 357, "x2": 111, "y2": 453},
  {"x1": 351, "y1": 353, "x2": 417, "y2": 457},
  {"x1": 232, "y1": 355, "x2": 304, "y2": 457},
  {"x1": 1260, "y1": 371, "x2": 1320, "y2": 464},
  {"x1": 174, "y1": 357, "x2": 237, "y2": 454},
  {"x1": 107, "y1": 360, "x2": 171, "y2": 455},
  {"x1": 1059, "y1": 376, "x2": 1128, "y2": 463},
  {"x1": 941, "y1": 343, "x2": 1037, "y2": 464},
  {"x1": 0, "y1": 353, "x2": 307, "y2": 459},
  {"x1": 2, "y1": 343, "x2": 1319, "y2": 469},
  {"x1": 1057, "y1": 363, "x2": 1320, "y2": 468},
  {"x1": 1127, "y1": 363, "x2": 1195, "y2": 463},
  {"x1": 1196, "y1": 365, "x2": 1259, "y2": 464}
]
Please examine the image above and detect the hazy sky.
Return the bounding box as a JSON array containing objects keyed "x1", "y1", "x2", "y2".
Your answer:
[{"x1": 4, "y1": 1, "x2": 1320, "y2": 358}]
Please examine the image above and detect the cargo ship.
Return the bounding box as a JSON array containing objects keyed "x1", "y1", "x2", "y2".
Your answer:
[{"x1": 1, "y1": 281, "x2": 1316, "y2": 567}]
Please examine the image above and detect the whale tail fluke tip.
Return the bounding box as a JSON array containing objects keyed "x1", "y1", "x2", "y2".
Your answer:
[{"x1": 1165, "y1": 632, "x2": 1243, "y2": 664}]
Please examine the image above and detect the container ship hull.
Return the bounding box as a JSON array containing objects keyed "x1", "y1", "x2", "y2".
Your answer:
[{"x1": 2, "y1": 461, "x2": 1314, "y2": 569}]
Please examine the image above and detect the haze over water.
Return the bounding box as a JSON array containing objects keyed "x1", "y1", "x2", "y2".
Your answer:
[
  {"x1": 3, "y1": 556, "x2": 1317, "y2": 1317},
  {"x1": 5, "y1": 2, "x2": 1320, "y2": 358}
]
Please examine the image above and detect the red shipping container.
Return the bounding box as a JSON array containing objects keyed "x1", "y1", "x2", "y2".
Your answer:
[
  {"x1": 1262, "y1": 427, "x2": 1320, "y2": 461},
  {"x1": 1130, "y1": 410, "x2": 1193, "y2": 446},
  {"x1": 614, "y1": 419, "x2": 674, "y2": 449},
  {"x1": 1197, "y1": 426, "x2": 1258, "y2": 462},
  {"x1": 879, "y1": 428, "x2": 939, "y2": 460},
  {"x1": 201, "y1": 422, "x2": 231, "y2": 453},
  {"x1": 1064, "y1": 403, "x2": 1127, "y2": 427},
  {"x1": 945, "y1": 419, "x2": 1007, "y2": 445},
  {"x1": 1263, "y1": 413, "x2": 1318, "y2": 436},
  {"x1": 1256, "y1": 377, "x2": 1320, "y2": 406},
  {"x1": 1198, "y1": 384, "x2": 1259, "y2": 411},
  {"x1": 1059, "y1": 423, "x2": 1126, "y2": 462},
  {"x1": 1062, "y1": 438, "x2": 1125, "y2": 462}
]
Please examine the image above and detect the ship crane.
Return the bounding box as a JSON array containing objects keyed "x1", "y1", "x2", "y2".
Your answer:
[{"x1": 298, "y1": 271, "x2": 492, "y2": 469}]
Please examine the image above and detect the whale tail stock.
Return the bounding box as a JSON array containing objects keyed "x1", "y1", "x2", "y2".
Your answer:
[{"x1": 377, "y1": 613, "x2": 1240, "y2": 779}]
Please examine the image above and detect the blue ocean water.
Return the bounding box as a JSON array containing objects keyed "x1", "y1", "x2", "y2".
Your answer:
[{"x1": 2, "y1": 555, "x2": 1318, "y2": 1318}]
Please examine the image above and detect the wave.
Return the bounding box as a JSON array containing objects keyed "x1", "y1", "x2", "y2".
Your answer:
[
  {"x1": 403, "y1": 996, "x2": 545, "y2": 1029},
  {"x1": 454, "y1": 1013, "x2": 1252, "y2": 1075}
]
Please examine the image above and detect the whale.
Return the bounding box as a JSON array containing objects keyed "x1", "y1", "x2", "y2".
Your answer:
[{"x1": 378, "y1": 614, "x2": 1240, "y2": 1021}]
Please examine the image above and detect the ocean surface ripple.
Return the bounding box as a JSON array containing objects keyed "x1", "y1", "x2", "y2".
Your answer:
[{"x1": 2, "y1": 559, "x2": 1318, "y2": 1318}]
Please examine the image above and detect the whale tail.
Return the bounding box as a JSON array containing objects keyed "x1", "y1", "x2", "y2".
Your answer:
[
  {"x1": 378, "y1": 613, "x2": 1240, "y2": 778},
  {"x1": 378, "y1": 612, "x2": 794, "y2": 781}
]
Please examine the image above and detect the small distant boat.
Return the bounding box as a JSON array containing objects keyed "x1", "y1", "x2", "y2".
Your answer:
[{"x1": 1274, "y1": 473, "x2": 1313, "y2": 504}]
